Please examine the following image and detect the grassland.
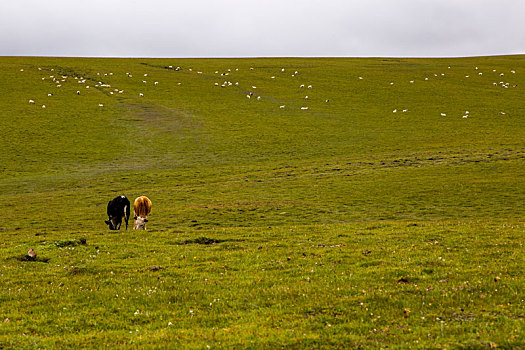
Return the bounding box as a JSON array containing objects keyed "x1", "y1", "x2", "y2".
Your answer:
[{"x1": 0, "y1": 55, "x2": 524, "y2": 348}]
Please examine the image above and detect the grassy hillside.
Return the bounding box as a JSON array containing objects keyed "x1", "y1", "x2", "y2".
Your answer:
[{"x1": 0, "y1": 56, "x2": 524, "y2": 348}]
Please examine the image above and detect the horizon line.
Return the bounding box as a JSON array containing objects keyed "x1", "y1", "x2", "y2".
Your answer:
[{"x1": 1, "y1": 53, "x2": 524, "y2": 60}]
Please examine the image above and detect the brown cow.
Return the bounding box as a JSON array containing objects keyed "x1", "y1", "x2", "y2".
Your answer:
[{"x1": 133, "y1": 196, "x2": 152, "y2": 230}]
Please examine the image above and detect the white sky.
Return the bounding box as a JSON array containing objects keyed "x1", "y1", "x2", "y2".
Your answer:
[{"x1": 0, "y1": 0, "x2": 524, "y2": 57}]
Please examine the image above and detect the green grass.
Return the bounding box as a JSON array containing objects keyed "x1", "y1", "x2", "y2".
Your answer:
[{"x1": 0, "y1": 56, "x2": 524, "y2": 348}]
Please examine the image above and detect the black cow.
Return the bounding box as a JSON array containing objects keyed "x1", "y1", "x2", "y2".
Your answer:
[{"x1": 105, "y1": 195, "x2": 130, "y2": 230}]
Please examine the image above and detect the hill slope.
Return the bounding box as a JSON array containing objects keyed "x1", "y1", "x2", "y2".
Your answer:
[{"x1": 0, "y1": 56, "x2": 523, "y2": 231}]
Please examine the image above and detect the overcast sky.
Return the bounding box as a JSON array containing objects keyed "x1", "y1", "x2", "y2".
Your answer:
[{"x1": 1, "y1": 0, "x2": 524, "y2": 58}]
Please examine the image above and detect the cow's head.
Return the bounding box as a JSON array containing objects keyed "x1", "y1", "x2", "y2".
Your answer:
[
  {"x1": 133, "y1": 216, "x2": 148, "y2": 230},
  {"x1": 105, "y1": 216, "x2": 121, "y2": 230}
]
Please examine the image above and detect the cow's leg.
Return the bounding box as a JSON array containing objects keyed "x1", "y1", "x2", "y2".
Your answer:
[{"x1": 124, "y1": 205, "x2": 129, "y2": 230}]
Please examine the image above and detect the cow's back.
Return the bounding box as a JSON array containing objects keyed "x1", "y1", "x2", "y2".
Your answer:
[
  {"x1": 108, "y1": 196, "x2": 130, "y2": 217},
  {"x1": 134, "y1": 196, "x2": 152, "y2": 217}
]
